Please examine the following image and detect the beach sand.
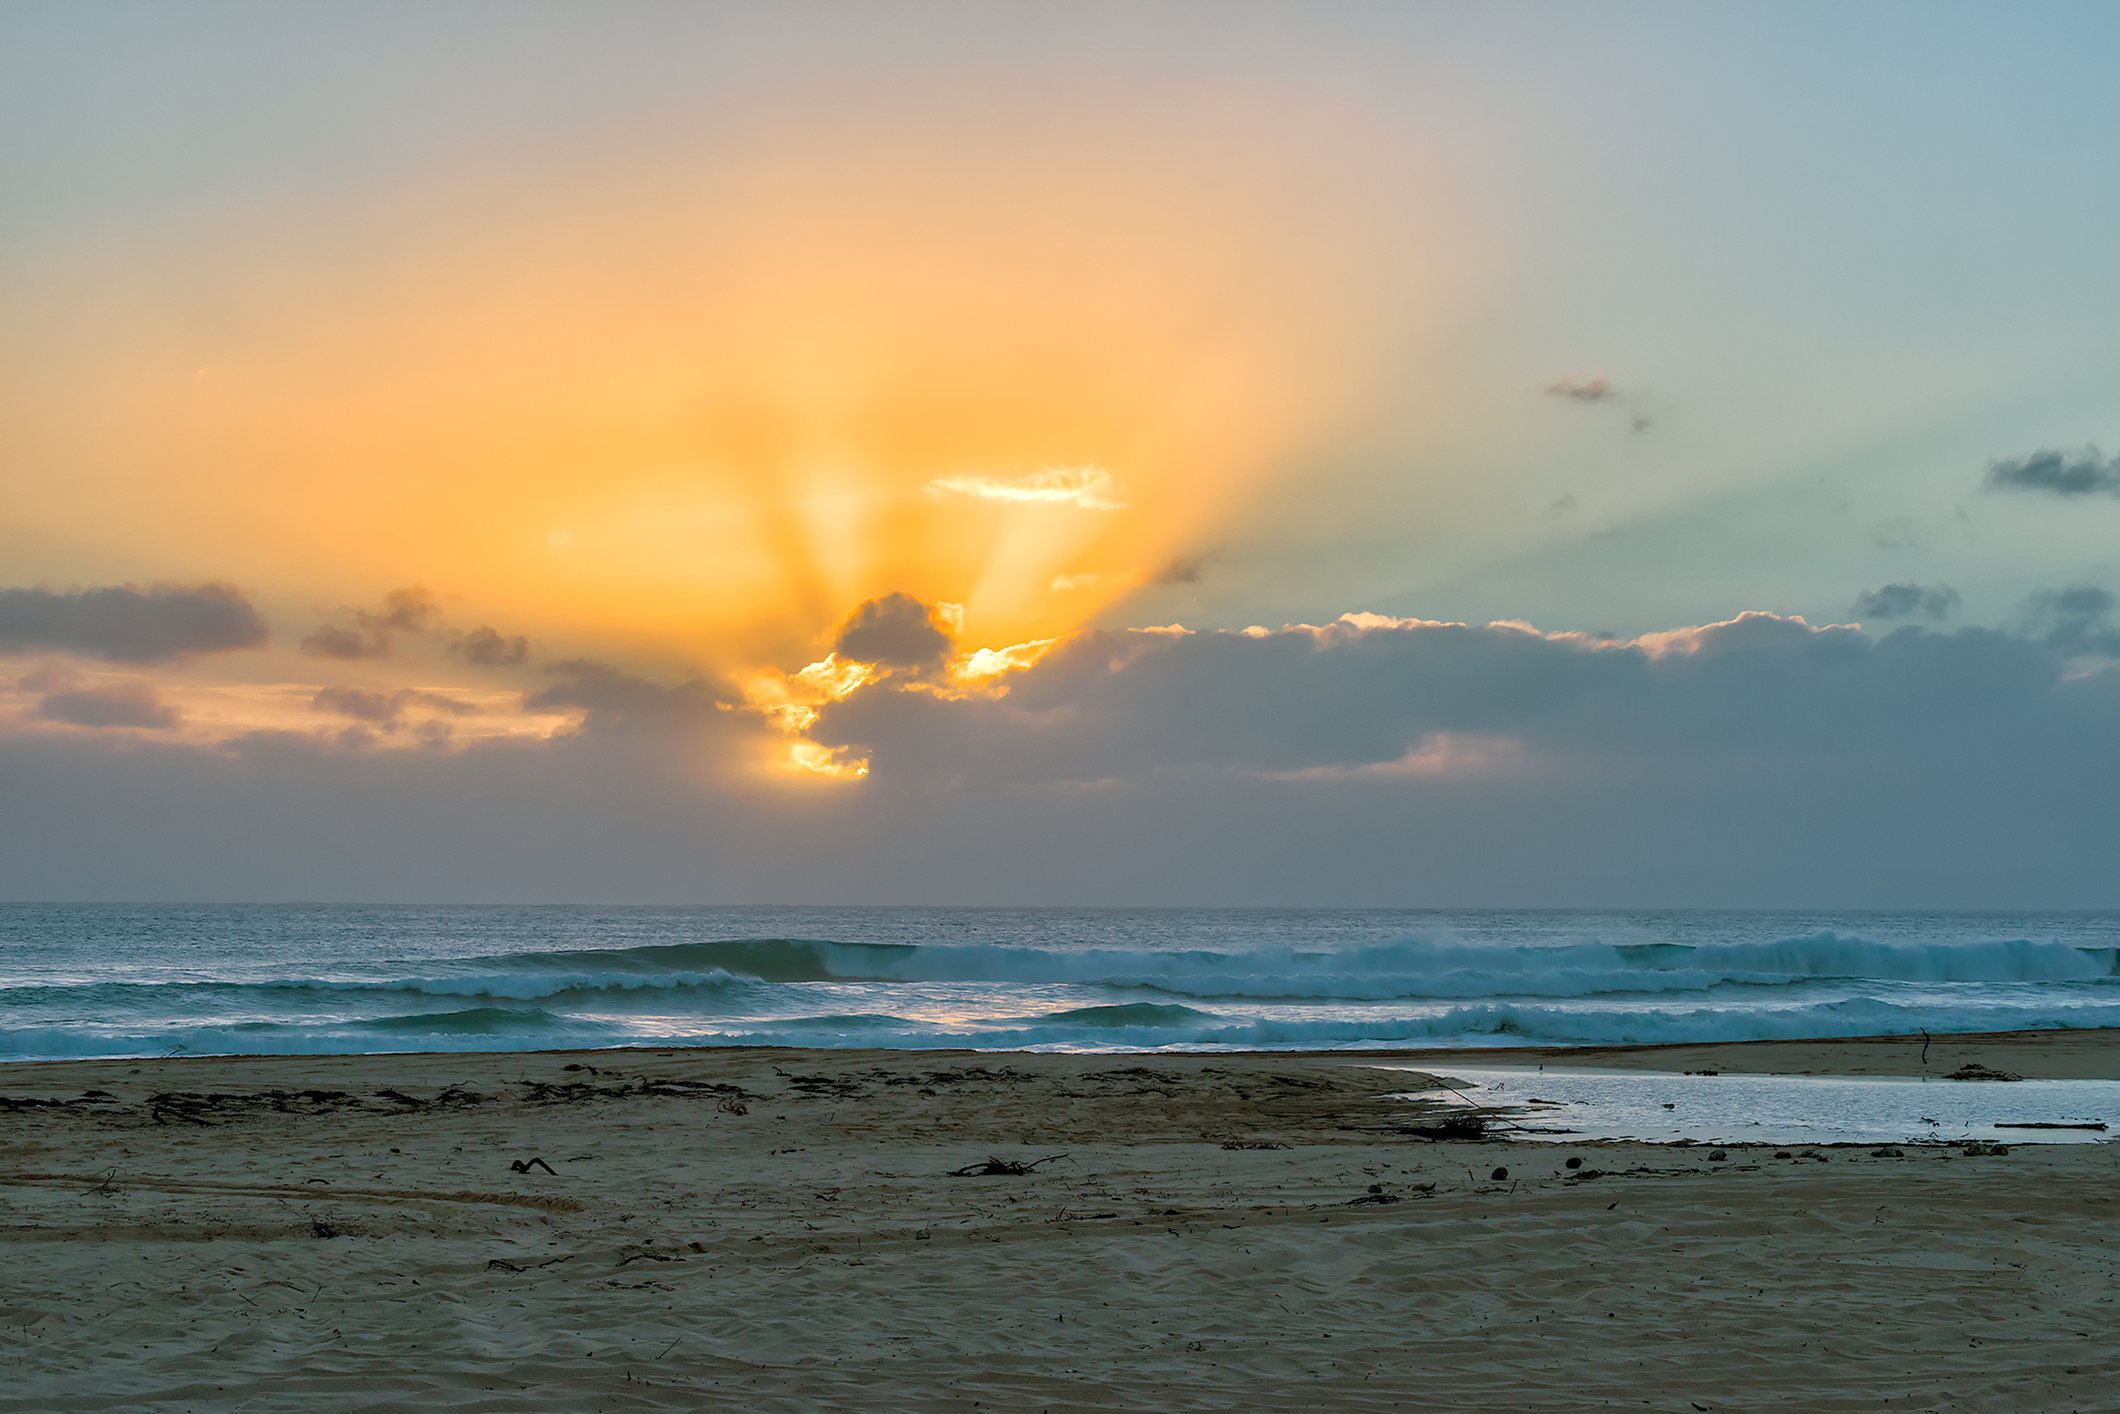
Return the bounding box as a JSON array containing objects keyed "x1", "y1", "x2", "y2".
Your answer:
[{"x1": 1, "y1": 1029, "x2": 2113, "y2": 1412}]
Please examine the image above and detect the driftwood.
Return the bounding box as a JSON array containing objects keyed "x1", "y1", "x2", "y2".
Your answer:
[
  {"x1": 510, "y1": 1157, "x2": 557, "y2": 1175},
  {"x1": 1402, "y1": 1113, "x2": 1493, "y2": 1141},
  {"x1": 948, "y1": 1153, "x2": 1069, "y2": 1177},
  {"x1": 1994, "y1": 1121, "x2": 2105, "y2": 1131}
]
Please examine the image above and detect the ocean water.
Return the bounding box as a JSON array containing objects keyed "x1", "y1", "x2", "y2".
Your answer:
[{"x1": 1, "y1": 905, "x2": 2117, "y2": 1062}]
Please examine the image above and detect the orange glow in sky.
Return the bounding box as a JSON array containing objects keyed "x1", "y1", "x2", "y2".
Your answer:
[{"x1": 4, "y1": 99, "x2": 1458, "y2": 698}]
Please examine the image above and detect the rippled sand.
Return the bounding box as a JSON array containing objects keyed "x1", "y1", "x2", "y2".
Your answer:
[{"x1": 0, "y1": 1030, "x2": 2114, "y2": 1411}]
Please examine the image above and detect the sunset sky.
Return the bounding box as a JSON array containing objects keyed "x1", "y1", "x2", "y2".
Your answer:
[{"x1": 4, "y1": 2, "x2": 2118, "y2": 905}]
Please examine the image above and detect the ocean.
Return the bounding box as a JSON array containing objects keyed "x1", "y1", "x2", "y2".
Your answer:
[{"x1": 4, "y1": 905, "x2": 2118, "y2": 1062}]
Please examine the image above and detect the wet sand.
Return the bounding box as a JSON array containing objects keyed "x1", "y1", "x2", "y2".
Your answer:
[{"x1": 1, "y1": 1029, "x2": 2114, "y2": 1411}]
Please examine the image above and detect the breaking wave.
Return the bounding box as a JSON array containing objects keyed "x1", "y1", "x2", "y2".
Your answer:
[{"x1": 2, "y1": 917, "x2": 2113, "y2": 1060}]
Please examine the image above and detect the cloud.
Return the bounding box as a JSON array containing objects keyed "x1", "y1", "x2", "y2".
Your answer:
[
  {"x1": 832, "y1": 593, "x2": 954, "y2": 669},
  {"x1": 925, "y1": 465, "x2": 1124, "y2": 511},
  {"x1": 1546, "y1": 375, "x2": 1652, "y2": 432},
  {"x1": 312, "y1": 685, "x2": 478, "y2": 730},
  {"x1": 449, "y1": 625, "x2": 530, "y2": 666},
  {"x1": 523, "y1": 659, "x2": 743, "y2": 731},
  {"x1": 369, "y1": 586, "x2": 442, "y2": 633},
  {"x1": 1150, "y1": 555, "x2": 1208, "y2": 586},
  {"x1": 2015, "y1": 585, "x2": 2120, "y2": 657},
  {"x1": 300, "y1": 623, "x2": 390, "y2": 659},
  {"x1": 8, "y1": 598, "x2": 2120, "y2": 905},
  {"x1": 807, "y1": 606, "x2": 2108, "y2": 793},
  {"x1": 33, "y1": 680, "x2": 180, "y2": 730},
  {"x1": 302, "y1": 586, "x2": 530, "y2": 665},
  {"x1": 1546, "y1": 375, "x2": 1617, "y2": 403},
  {"x1": 1984, "y1": 446, "x2": 2120, "y2": 498},
  {"x1": 1852, "y1": 583, "x2": 1959, "y2": 621},
  {"x1": 0, "y1": 582, "x2": 267, "y2": 663}
]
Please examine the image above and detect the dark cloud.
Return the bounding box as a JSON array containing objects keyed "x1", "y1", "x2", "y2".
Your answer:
[
  {"x1": 302, "y1": 586, "x2": 434, "y2": 659},
  {"x1": 1151, "y1": 555, "x2": 1208, "y2": 586},
  {"x1": 2016, "y1": 585, "x2": 2120, "y2": 657},
  {"x1": 369, "y1": 587, "x2": 442, "y2": 633},
  {"x1": 300, "y1": 623, "x2": 390, "y2": 660},
  {"x1": 33, "y1": 681, "x2": 180, "y2": 730},
  {"x1": 1852, "y1": 583, "x2": 1959, "y2": 621},
  {"x1": 9, "y1": 597, "x2": 2120, "y2": 907},
  {"x1": 312, "y1": 686, "x2": 397, "y2": 721},
  {"x1": 810, "y1": 608, "x2": 2086, "y2": 788},
  {"x1": 312, "y1": 685, "x2": 477, "y2": 729},
  {"x1": 523, "y1": 659, "x2": 743, "y2": 731},
  {"x1": 302, "y1": 586, "x2": 530, "y2": 666},
  {"x1": 1984, "y1": 446, "x2": 2120, "y2": 498},
  {"x1": 832, "y1": 593, "x2": 953, "y2": 668},
  {"x1": 450, "y1": 625, "x2": 530, "y2": 666},
  {"x1": 0, "y1": 582, "x2": 267, "y2": 664}
]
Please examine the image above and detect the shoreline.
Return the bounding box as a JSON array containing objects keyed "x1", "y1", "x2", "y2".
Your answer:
[
  {"x1": 3, "y1": 1023, "x2": 2114, "y2": 1090},
  {"x1": 2, "y1": 1026, "x2": 2112, "y2": 1410}
]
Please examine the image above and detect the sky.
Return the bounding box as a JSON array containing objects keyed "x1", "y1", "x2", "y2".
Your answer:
[{"x1": 3, "y1": 1, "x2": 2118, "y2": 905}]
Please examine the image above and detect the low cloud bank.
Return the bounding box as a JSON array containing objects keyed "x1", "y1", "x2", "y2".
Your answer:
[
  {"x1": 800, "y1": 603, "x2": 2109, "y2": 791},
  {"x1": 5, "y1": 594, "x2": 2118, "y2": 905}
]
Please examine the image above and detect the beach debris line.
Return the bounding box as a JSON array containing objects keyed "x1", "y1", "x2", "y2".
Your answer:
[
  {"x1": 1400, "y1": 1112, "x2": 1495, "y2": 1141},
  {"x1": 1944, "y1": 1063, "x2": 2024, "y2": 1082},
  {"x1": 947, "y1": 1153, "x2": 1069, "y2": 1177},
  {"x1": 518, "y1": 1076, "x2": 752, "y2": 1106},
  {"x1": 0, "y1": 1090, "x2": 117, "y2": 1113},
  {"x1": 487, "y1": 1255, "x2": 573, "y2": 1274}
]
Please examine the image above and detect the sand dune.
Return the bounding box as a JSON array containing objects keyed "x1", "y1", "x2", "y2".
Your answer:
[{"x1": 0, "y1": 1032, "x2": 2114, "y2": 1411}]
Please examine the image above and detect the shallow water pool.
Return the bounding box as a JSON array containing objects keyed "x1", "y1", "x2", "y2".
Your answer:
[{"x1": 1379, "y1": 1066, "x2": 2118, "y2": 1145}]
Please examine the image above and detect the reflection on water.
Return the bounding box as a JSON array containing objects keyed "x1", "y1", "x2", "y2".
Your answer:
[{"x1": 1380, "y1": 1066, "x2": 2118, "y2": 1146}]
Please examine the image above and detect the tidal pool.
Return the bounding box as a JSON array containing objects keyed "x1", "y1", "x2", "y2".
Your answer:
[{"x1": 1380, "y1": 1066, "x2": 2117, "y2": 1145}]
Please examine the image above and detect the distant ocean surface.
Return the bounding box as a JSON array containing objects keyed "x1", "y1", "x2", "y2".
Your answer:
[{"x1": 2, "y1": 906, "x2": 2117, "y2": 1062}]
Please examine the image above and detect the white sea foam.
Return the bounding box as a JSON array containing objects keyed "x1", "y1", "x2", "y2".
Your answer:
[{"x1": 3, "y1": 910, "x2": 2114, "y2": 1061}]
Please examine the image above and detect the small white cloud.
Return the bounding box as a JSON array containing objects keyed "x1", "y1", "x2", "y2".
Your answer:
[
  {"x1": 1050, "y1": 573, "x2": 1102, "y2": 592},
  {"x1": 927, "y1": 465, "x2": 1124, "y2": 511},
  {"x1": 1262, "y1": 733, "x2": 1526, "y2": 781}
]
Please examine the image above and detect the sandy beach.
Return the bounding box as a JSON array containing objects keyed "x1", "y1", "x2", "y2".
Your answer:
[{"x1": 1, "y1": 1029, "x2": 2113, "y2": 1412}]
